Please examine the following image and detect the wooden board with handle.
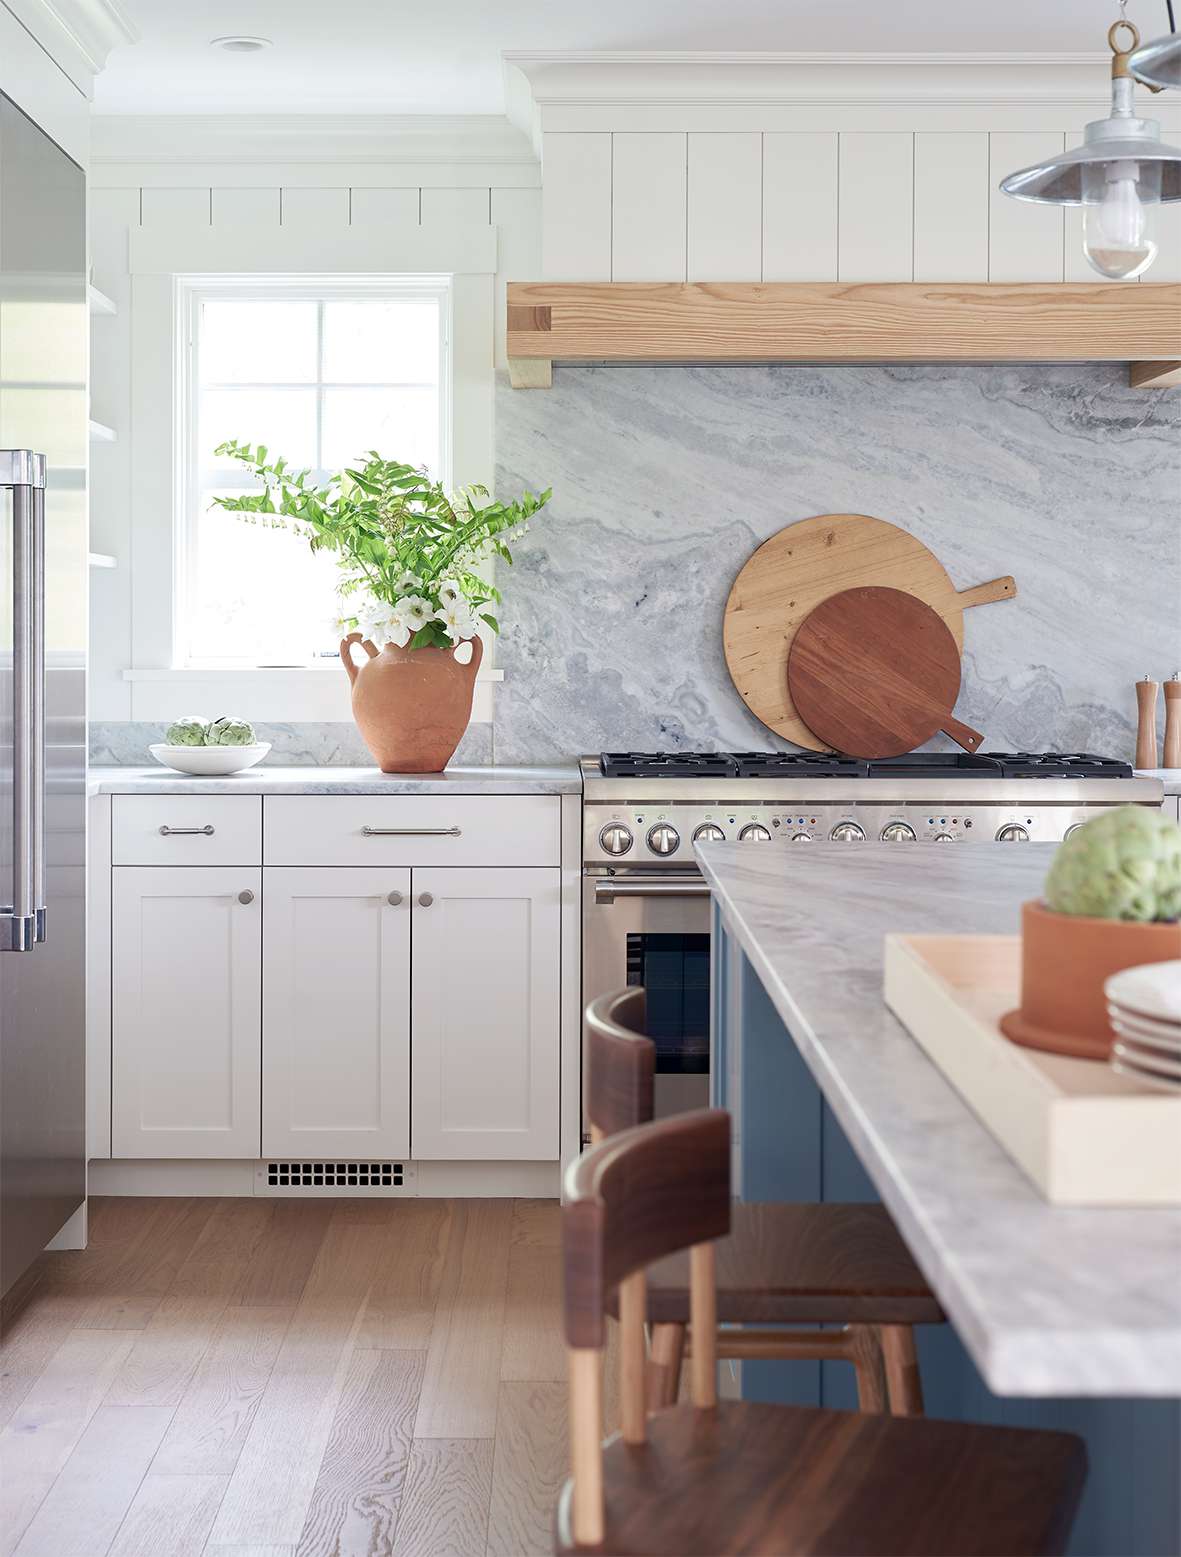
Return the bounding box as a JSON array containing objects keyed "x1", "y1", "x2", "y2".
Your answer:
[
  {"x1": 787, "y1": 587, "x2": 984, "y2": 759},
  {"x1": 723, "y1": 513, "x2": 1015, "y2": 750}
]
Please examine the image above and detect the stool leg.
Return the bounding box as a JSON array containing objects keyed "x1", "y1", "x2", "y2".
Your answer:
[
  {"x1": 880, "y1": 1324, "x2": 925, "y2": 1416},
  {"x1": 848, "y1": 1325, "x2": 888, "y2": 1413},
  {"x1": 647, "y1": 1322, "x2": 686, "y2": 1410}
]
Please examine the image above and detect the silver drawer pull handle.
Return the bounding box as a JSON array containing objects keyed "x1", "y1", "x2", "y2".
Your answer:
[
  {"x1": 361, "y1": 826, "x2": 461, "y2": 838},
  {"x1": 418, "y1": 892, "x2": 434, "y2": 908},
  {"x1": 159, "y1": 824, "x2": 215, "y2": 836},
  {"x1": 387, "y1": 891, "x2": 404, "y2": 906},
  {"x1": 238, "y1": 889, "x2": 254, "y2": 905}
]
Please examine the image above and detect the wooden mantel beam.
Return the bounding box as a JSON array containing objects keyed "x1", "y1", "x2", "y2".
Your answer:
[{"x1": 505, "y1": 281, "x2": 1181, "y2": 389}]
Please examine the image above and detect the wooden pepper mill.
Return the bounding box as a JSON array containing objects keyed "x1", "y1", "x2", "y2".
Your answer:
[
  {"x1": 1135, "y1": 675, "x2": 1159, "y2": 770},
  {"x1": 1164, "y1": 673, "x2": 1181, "y2": 771}
]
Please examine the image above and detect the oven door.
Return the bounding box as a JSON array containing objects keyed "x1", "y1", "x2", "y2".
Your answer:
[{"x1": 583, "y1": 870, "x2": 713, "y2": 1120}]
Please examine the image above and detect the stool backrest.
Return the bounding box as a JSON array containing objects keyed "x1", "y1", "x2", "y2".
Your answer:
[
  {"x1": 584, "y1": 987, "x2": 654, "y2": 1142},
  {"x1": 560, "y1": 1106, "x2": 731, "y2": 1548}
]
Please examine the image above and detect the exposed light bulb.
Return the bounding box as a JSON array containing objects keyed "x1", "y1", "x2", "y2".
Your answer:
[{"x1": 1081, "y1": 158, "x2": 1160, "y2": 279}]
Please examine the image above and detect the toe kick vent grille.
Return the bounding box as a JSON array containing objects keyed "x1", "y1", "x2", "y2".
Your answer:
[{"x1": 255, "y1": 1160, "x2": 414, "y2": 1196}]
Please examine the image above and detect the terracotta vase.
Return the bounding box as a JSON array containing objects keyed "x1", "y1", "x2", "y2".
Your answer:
[
  {"x1": 340, "y1": 633, "x2": 483, "y2": 773},
  {"x1": 1000, "y1": 899, "x2": 1181, "y2": 1061}
]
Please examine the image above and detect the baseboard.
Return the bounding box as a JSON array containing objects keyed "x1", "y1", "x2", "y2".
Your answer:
[{"x1": 87, "y1": 1157, "x2": 561, "y2": 1198}]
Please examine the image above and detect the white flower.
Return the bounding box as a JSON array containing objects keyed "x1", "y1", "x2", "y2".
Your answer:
[
  {"x1": 393, "y1": 594, "x2": 432, "y2": 632},
  {"x1": 383, "y1": 618, "x2": 412, "y2": 648},
  {"x1": 433, "y1": 602, "x2": 479, "y2": 645},
  {"x1": 436, "y1": 578, "x2": 464, "y2": 605},
  {"x1": 393, "y1": 571, "x2": 423, "y2": 595}
]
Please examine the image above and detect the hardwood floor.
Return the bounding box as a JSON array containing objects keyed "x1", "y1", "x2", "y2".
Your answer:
[{"x1": 0, "y1": 1195, "x2": 584, "y2": 1557}]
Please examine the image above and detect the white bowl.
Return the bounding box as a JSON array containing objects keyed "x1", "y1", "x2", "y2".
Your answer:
[
  {"x1": 1104, "y1": 960, "x2": 1181, "y2": 1024},
  {"x1": 149, "y1": 742, "x2": 271, "y2": 776},
  {"x1": 1109, "y1": 1010, "x2": 1181, "y2": 1053}
]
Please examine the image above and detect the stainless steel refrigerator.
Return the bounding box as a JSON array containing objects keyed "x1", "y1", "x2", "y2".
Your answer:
[{"x1": 1, "y1": 90, "x2": 87, "y2": 1296}]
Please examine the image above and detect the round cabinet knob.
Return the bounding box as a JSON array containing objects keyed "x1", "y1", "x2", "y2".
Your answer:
[
  {"x1": 598, "y1": 823, "x2": 633, "y2": 857},
  {"x1": 418, "y1": 892, "x2": 434, "y2": 907},
  {"x1": 237, "y1": 889, "x2": 254, "y2": 905},
  {"x1": 790, "y1": 832, "x2": 812, "y2": 843},
  {"x1": 387, "y1": 891, "x2": 403, "y2": 906},
  {"x1": 880, "y1": 822, "x2": 916, "y2": 843},
  {"x1": 692, "y1": 823, "x2": 726, "y2": 844},
  {"x1": 647, "y1": 823, "x2": 681, "y2": 856},
  {"x1": 933, "y1": 833, "x2": 955, "y2": 844},
  {"x1": 996, "y1": 824, "x2": 1030, "y2": 843},
  {"x1": 738, "y1": 823, "x2": 772, "y2": 843},
  {"x1": 829, "y1": 821, "x2": 865, "y2": 843}
]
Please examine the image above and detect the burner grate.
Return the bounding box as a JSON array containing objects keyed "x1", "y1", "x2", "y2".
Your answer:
[{"x1": 598, "y1": 750, "x2": 1135, "y2": 781}]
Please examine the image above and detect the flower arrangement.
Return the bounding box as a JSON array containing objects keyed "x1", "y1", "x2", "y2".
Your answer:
[{"x1": 212, "y1": 442, "x2": 551, "y2": 651}]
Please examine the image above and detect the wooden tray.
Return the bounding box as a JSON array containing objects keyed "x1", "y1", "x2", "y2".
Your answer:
[{"x1": 884, "y1": 934, "x2": 1181, "y2": 1206}]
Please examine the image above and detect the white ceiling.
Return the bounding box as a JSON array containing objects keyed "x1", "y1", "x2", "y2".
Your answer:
[{"x1": 93, "y1": 0, "x2": 1162, "y2": 117}]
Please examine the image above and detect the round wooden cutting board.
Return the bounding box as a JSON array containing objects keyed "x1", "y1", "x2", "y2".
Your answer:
[{"x1": 722, "y1": 513, "x2": 1015, "y2": 751}]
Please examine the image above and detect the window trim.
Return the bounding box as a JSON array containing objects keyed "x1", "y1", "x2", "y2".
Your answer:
[{"x1": 176, "y1": 273, "x2": 453, "y2": 670}]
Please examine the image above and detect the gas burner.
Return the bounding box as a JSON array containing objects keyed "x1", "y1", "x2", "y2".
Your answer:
[
  {"x1": 986, "y1": 752, "x2": 1136, "y2": 779},
  {"x1": 731, "y1": 752, "x2": 869, "y2": 778},
  {"x1": 600, "y1": 752, "x2": 739, "y2": 779},
  {"x1": 600, "y1": 750, "x2": 1137, "y2": 781}
]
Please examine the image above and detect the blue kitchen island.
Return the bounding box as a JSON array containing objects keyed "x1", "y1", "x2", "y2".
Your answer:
[{"x1": 697, "y1": 841, "x2": 1181, "y2": 1557}]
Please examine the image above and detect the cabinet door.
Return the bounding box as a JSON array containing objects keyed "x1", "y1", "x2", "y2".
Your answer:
[
  {"x1": 412, "y1": 867, "x2": 560, "y2": 1160},
  {"x1": 112, "y1": 867, "x2": 261, "y2": 1158},
  {"x1": 262, "y1": 868, "x2": 410, "y2": 1157}
]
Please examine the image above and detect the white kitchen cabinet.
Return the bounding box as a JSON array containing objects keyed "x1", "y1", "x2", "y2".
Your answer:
[
  {"x1": 112, "y1": 867, "x2": 261, "y2": 1158},
  {"x1": 411, "y1": 867, "x2": 561, "y2": 1161},
  {"x1": 262, "y1": 868, "x2": 411, "y2": 1157}
]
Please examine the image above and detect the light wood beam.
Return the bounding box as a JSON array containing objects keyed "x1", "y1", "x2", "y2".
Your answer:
[{"x1": 1129, "y1": 359, "x2": 1181, "y2": 388}]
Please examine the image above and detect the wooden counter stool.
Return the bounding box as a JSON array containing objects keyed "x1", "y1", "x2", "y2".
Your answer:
[
  {"x1": 557, "y1": 1107, "x2": 1087, "y2": 1556},
  {"x1": 588, "y1": 988, "x2": 943, "y2": 1415}
]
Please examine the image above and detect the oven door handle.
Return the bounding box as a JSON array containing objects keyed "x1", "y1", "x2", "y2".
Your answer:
[{"x1": 593, "y1": 876, "x2": 711, "y2": 903}]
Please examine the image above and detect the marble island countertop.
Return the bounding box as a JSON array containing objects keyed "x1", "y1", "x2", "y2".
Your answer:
[
  {"x1": 695, "y1": 840, "x2": 1181, "y2": 1396},
  {"x1": 89, "y1": 764, "x2": 582, "y2": 796}
]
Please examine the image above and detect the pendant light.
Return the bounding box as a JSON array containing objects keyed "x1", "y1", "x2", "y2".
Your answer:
[
  {"x1": 1000, "y1": 11, "x2": 1181, "y2": 279},
  {"x1": 1129, "y1": 0, "x2": 1181, "y2": 90}
]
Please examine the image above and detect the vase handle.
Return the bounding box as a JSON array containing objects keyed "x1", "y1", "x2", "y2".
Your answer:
[
  {"x1": 457, "y1": 632, "x2": 484, "y2": 681},
  {"x1": 340, "y1": 632, "x2": 379, "y2": 687}
]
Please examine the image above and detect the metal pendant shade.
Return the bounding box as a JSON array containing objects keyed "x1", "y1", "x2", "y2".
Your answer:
[{"x1": 1130, "y1": 29, "x2": 1181, "y2": 89}]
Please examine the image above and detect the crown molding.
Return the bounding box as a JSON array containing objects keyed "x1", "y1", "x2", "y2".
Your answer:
[
  {"x1": 90, "y1": 113, "x2": 539, "y2": 168},
  {"x1": 2, "y1": 0, "x2": 137, "y2": 92}
]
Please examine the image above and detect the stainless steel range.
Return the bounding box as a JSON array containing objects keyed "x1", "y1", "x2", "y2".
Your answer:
[{"x1": 581, "y1": 751, "x2": 1164, "y2": 1115}]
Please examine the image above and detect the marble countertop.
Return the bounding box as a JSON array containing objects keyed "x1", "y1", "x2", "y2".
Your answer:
[
  {"x1": 90, "y1": 764, "x2": 582, "y2": 796},
  {"x1": 1137, "y1": 768, "x2": 1181, "y2": 795},
  {"x1": 695, "y1": 841, "x2": 1181, "y2": 1396}
]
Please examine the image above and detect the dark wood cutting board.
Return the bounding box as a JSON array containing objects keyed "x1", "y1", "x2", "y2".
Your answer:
[{"x1": 786, "y1": 586, "x2": 985, "y2": 759}]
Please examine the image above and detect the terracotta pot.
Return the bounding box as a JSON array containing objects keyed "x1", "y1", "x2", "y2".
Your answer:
[
  {"x1": 340, "y1": 633, "x2": 483, "y2": 773},
  {"x1": 1000, "y1": 899, "x2": 1181, "y2": 1061}
]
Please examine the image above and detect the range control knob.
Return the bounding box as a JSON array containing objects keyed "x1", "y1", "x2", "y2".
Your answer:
[
  {"x1": 830, "y1": 821, "x2": 865, "y2": 842},
  {"x1": 693, "y1": 822, "x2": 726, "y2": 844},
  {"x1": 996, "y1": 823, "x2": 1030, "y2": 843},
  {"x1": 1064, "y1": 822, "x2": 1085, "y2": 839},
  {"x1": 880, "y1": 822, "x2": 917, "y2": 843},
  {"x1": 790, "y1": 832, "x2": 812, "y2": 843},
  {"x1": 933, "y1": 833, "x2": 955, "y2": 843},
  {"x1": 647, "y1": 822, "x2": 681, "y2": 856},
  {"x1": 598, "y1": 823, "x2": 633, "y2": 857},
  {"x1": 738, "y1": 823, "x2": 772, "y2": 843}
]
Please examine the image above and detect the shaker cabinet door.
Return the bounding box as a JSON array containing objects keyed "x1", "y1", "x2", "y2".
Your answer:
[
  {"x1": 262, "y1": 868, "x2": 411, "y2": 1158},
  {"x1": 411, "y1": 867, "x2": 561, "y2": 1160},
  {"x1": 112, "y1": 867, "x2": 262, "y2": 1158}
]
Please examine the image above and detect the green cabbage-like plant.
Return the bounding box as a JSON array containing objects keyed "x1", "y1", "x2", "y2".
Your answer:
[
  {"x1": 212, "y1": 442, "x2": 551, "y2": 651},
  {"x1": 1044, "y1": 805, "x2": 1181, "y2": 922}
]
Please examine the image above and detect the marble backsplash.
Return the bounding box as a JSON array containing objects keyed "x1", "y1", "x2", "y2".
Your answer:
[
  {"x1": 494, "y1": 362, "x2": 1181, "y2": 765},
  {"x1": 91, "y1": 362, "x2": 1179, "y2": 770}
]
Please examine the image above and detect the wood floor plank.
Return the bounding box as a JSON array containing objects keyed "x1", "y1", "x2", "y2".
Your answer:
[
  {"x1": 107, "y1": 1472, "x2": 229, "y2": 1557},
  {"x1": 354, "y1": 1201, "x2": 451, "y2": 1351},
  {"x1": 169, "y1": 1200, "x2": 274, "y2": 1302},
  {"x1": 294, "y1": 1349, "x2": 423, "y2": 1557},
  {"x1": 500, "y1": 1245, "x2": 564, "y2": 1384},
  {"x1": 152, "y1": 1305, "x2": 292, "y2": 1477},
  {"x1": 390, "y1": 1439, "x2": 493, "y2": 1557},
  {"x1": 69, "y1": 1199, "x2": 219, "y2": 1330},
  {"x1": 236, "y1": 1202, "x2": 334, "y2": 1308},
  {"x1": 485, "y1": 1381, "x2": 568, "y2": 1557},
  {"x1": 104, "y1": 1295, "x2": 227, "y2": 1409},
  {"x1": 203, "y1": 1547, "x2": 294, "y2": 1556},
  {"x1": 0, "y1": 1328, "x2": 137, "y2": 1556},
  {"x1": 509, "y1": 1199, "x2": 561, "y2": 1251},
  {"x1": 414, "y1": 1201, "x2": 512, "y2": 1439},
  {"x1": 11, "y1": 1404, "x2": 172, "y2": 1557}
]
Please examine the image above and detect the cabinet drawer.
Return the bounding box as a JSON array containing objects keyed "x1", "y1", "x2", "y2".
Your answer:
[
  {"x1": 113, "y1": 796, "x2": 262, "y2": 865},
  {"x1": 263, "y1": 795, "x2": 560, "y2": 867}
]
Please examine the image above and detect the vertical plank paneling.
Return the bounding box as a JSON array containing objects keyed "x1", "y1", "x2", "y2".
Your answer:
[
  {"x1": 540, "y1": 132, "x2": 611, "y2": 280},
  {"x1": 349, "y1": 188, "x2": 419, "y2": 227},
  {"x1": 838, "y1": 133, "x2": 914, "y2": 281},
  {"x1": 281, "y1": 188, "x2": 350, "y2": 230},
  {"x1": 139, "y1": 188, "x2": 209, "y2": 228},
  {"x1": 1151, "y1": 201, "x2": 1181, "y2": 282},
  {"x1": 420, "y1": 187, "x2": 490, "y2": 235},
  {"x1": 492, "y1": 187, "x2": 542, "y2": 367},
  {"x1": 762, "y1": 133, "x2": 839, "y2": 281},
  {"x1": 913, "y1": 133, "x2": 989, "y2": 280},
  {"x1": 611, "y1": 132, "x2": 686, "y2": 282},
  {"x1": 687, "y1": 132, "x2": 762, "y2": 281},
  {"x1": 989, "y1": 132, "x2": 1065, "y2": 280},
  {"x1": 211, "y1": 188, "x2": 281, "y2": 227}
]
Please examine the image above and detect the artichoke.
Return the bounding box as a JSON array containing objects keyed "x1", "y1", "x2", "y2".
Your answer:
[
  {"x1": 205, "y1": 715, "x2": 257, "y2": 747},
  {"x1": 165, "y1": 715, "x2": 209, "y2": 747},
  {"x1": 1044, "y1": 805, "x2": 1181, "y2": 922}
]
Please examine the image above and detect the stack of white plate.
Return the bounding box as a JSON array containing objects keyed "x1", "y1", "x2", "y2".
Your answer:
[{"x1": 1105, "y1": 960, "x2": 1181, "y2": 1092}]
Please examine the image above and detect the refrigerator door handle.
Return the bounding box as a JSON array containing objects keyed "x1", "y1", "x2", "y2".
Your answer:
[{"x1": 1, "y1": 450, "x2": 47, "y2": 953}]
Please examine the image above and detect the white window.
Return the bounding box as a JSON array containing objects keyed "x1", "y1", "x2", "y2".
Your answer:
[{"x1": 179, "y1": 278, "x2": 449, "y2": 667}]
